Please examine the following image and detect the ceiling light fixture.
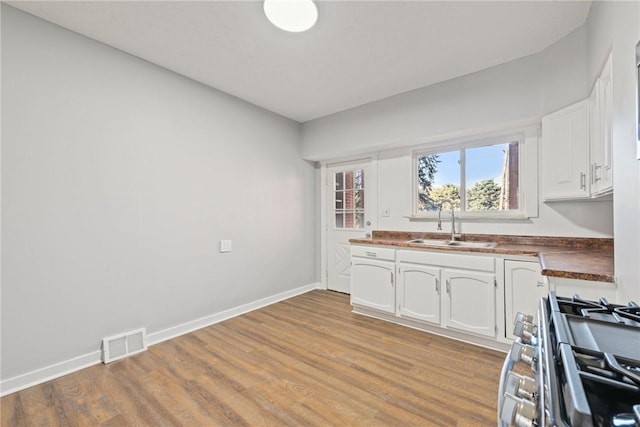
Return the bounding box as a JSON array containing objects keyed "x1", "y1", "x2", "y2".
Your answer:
[{"x1": 263, "y1": 0, "x2": 318, "y2": 33}]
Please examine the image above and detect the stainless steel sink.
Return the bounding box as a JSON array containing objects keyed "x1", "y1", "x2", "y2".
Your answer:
[
  {"x1": 405, "y1": 239, "x2": 449, "y2": 246},
  {"x1": 446, "y1": 241, "x2": 497, "y2": 248},
  {"x1": 406, "y1": 239, "x2": 497, "y2": 248}
]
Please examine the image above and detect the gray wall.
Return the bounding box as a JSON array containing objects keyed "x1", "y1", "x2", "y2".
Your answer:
[
  {"x1": 587, "y1": 1, "x2": 640, "y2": 302},
  {"x1": 1, "y1": 5, "x2": 317, "y2": 381},
  {"x1": 301, "y1": 25, "x2": 588, "y2": 161}
]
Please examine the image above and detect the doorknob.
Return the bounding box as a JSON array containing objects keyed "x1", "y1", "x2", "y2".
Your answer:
[
  {"x1": 366, "y1": 220, "x2": 371, "y2": 226},
  {"x1": 365, "y1": 232, "x2": 371, "y2": 238}
]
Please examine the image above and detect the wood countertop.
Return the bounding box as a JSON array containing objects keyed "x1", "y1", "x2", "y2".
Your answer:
[{"x1": 349, "y1": 231, "x2": 615, "y2": 283}]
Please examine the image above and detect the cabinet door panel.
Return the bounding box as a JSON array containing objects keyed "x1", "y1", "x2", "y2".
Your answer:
[
  {"x1": 589, "y1": 78, "x2": 603, "y2": 192},
  {"x1": 541, "y1": 100, "x2": 590, "y2": 200},
  {"x1": 598, "y1": 54, "x2": 613, "y2": 193},
  {"x1": 504, "y1": 260, "x2": 548, "y2": 340},
  {"x1": 350, "y1": 259, "x2": 395, "y2": 313},
  {"x1": 443, "y1": 270, "x2": 496, "y2": 337},
  {"x1": 397, "y1": 264, "x2": 441, "y2": 325}
]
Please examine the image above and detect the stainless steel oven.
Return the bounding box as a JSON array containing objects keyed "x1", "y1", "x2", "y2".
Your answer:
[{"x1": 498, "y1": 292, "x2": 640, "y2": 427}]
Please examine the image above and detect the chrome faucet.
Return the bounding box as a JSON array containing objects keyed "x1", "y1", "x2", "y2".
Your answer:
[{"x1": 437, "y1": 199, "x2": 461, "y2": 241}]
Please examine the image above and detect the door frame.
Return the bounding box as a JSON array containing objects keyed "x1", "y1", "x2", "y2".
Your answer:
[{"x1": 320, "y1": 156, "x2": 378, "y2": 291}]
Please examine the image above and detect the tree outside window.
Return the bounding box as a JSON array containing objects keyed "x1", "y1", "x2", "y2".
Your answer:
[{"x1": 416, "y1": 141, "x2": 519, "y2": 214}]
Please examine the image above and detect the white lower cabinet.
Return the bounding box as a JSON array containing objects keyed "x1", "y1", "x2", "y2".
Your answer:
[
  {"x1": 350, "y1": 246, "x2": 396, "y2": 314},
  {"x1": 351, "y1": 245, "x2": 615, "y2": 349},
  {"x1": 442, "y1": 269, "x2": 496, "y2": 338},
  {"x1": 352, "y1": 247, "x2": 498, "y2": 342},
  {"x1": 396, "y1": 263, "x2": 441, "y2": 325},
  {"x1": 504, "y1": 260, "x2": 548, "y2": 340}
]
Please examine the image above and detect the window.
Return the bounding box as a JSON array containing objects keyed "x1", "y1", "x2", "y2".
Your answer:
[
  {"x1": 334, "y1": 169, "x2": 365, "y2": 228},
  {"x1": 415, "y1": 139, "x2": 520, "y2": 216}
]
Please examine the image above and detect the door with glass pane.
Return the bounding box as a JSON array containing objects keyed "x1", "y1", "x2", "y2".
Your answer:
[{"x1": 327, "y1": 162, "x2": 373, "y2": 293}]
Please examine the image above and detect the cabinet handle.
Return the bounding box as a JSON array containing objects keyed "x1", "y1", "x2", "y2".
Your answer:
[
  {"x1": 446, "y1": 279, "x2": 451, "y2": 294},
  {"x1": 365, "y1": 251, "x2": 377, "y2": 257},
  {"x1": 435, "y1": 278, "x2": 439, "y2": 293},
  {"x1": 537, "y1": 281, "x2": 546, "y2": 287},
  {"x1": 580, "y1": 172, "x2": 587, "y2": 190},
  {"x1": 390, "y1": 271, "x2": 394, "y2": 286},
  {"x1": 593, "y1": 164, "x2": 602, "y2": 182}
]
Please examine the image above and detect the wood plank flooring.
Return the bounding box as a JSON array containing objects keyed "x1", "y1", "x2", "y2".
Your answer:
[{"x1": 1, "y1": 290, "x2": 505, "y2": 426}]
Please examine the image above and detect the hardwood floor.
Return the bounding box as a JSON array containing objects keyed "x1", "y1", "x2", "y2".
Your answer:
[{"x1": 1, "y1": 290, "x2": 505, "y2": 426}]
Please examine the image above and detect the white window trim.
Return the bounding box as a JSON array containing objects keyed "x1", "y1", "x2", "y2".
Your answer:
[{"x1": 409, "y1": 127, "x2": 539, "y2": 220}]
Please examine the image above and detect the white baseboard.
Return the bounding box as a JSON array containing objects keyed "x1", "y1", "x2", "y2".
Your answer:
[
  {"x1": 146, "y1": 282, "x2": 321, "y2": 345},
  {"x1": 0, "y1": 282, "x2": 321, "y2": 397},
  {"x1": 0, "y1": 351, "x2": 102, "y2": 397}
]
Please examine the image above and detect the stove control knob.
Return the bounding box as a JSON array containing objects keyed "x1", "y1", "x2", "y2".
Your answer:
[
  {"x1": 513, "y1": 320, "x2": 537, "y2": 343},
  {"x1": 500, "y1": 393, "x2": 536, "y2": 427},
  {"x1": 514, "y1": 312, "x2": 534, "y2": 325},
  {"x1": 505, "y1": 371, "x2": 537, "y2": 401},
  {"x1": 510, "y1": 341, "x2": 536, "y2": 367}
]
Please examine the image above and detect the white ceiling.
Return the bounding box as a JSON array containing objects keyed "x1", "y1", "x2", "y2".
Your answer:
[{"x1": 8, "y1": 1, "x2": 592, "y2": 122}]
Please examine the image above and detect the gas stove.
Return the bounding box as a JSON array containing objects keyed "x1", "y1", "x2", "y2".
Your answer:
[{"x1": 499, "y1": 292, "x2": 640, "y2": 427}]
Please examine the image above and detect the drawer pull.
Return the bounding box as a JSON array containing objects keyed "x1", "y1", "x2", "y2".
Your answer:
[{"x1": 365, "y1": 251, "x2": 377, "y2": 257}]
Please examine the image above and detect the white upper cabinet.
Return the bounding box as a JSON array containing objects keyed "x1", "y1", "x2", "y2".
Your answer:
[
  {"x1": 590, "y1": 54, "x2": 613, "y2": 196},
  {"x1": 542, "y1": 99, "x2": 590, "y2": 200},
  {"x1": 542, "y1": 53, "x2": 613, "y2": 201}
]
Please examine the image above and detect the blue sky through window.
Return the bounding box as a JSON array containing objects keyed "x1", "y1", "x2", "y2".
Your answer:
[{"x1": 432, "y1": 144, "x2": 507, "y2": 188}]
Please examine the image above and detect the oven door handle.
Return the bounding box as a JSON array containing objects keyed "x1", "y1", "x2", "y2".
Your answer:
[{"x1": 497, "y1": 343, "x2": 517, "y2": 427}]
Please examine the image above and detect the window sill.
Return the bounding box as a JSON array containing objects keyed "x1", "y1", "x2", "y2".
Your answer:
[{"x1": 405, "y1": 212, "x2": 530, "y2": 221}]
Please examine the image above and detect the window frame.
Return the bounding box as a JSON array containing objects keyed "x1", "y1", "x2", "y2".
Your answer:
[
  {"x1": 411, "y1": 132, "x2": 531, "y2": 219},
  {"x1": 332, "y1": 168, "x2": 366, "y2": 230}
]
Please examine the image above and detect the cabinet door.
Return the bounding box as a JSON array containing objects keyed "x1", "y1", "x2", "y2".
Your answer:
[
  {"x1": 442, "y1": 269, "x2": 496, "y2": 338},
  {"x1": 504, "y1": 260, "x2": 548, "y2": 340},
  {"x1": 589, "y1": 77, "x2": 603, "y2": 193},
  {"x1": 597, "y1": 53, "x2": 613, "y2": 194},
  {"x1": 397, "y1": 263, "x2": 441, "y2": 325},
  {"x1": 350, "y1": 258, "x2": 395, "y2": 313},
  {"x1": 541, "y1": 100, "x2": 590, "y2": 200}
]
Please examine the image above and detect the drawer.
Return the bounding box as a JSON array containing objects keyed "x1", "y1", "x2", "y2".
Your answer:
[
  {"x1": 351, "y1": 245, "x2": 395, "y2": 261},
  {"x1": 397, "y1": 249, "x2": 494, "y2": 272}
]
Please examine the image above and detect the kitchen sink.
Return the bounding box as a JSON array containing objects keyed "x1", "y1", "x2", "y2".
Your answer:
[
  {"x1": 405, "y1": 239, "x2": 449, "y2": 245},
  {"x1": 446, "y1": 241, "x2": 497, "y2": 248},
  {"x1": 406, "y1": 239, "x2": 497, "y2": 248}
]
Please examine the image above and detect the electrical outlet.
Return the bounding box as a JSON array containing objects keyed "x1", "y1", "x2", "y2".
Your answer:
[{"x1": 220, "y1": 240, "x2": 232, "y2": 253}]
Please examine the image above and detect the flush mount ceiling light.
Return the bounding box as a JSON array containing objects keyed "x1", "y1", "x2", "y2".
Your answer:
[{"x1": 263, "y1": 0, "x2": 318, "y2": 33}]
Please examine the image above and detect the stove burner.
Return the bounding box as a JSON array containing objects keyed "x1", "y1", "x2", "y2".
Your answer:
[
  {"x1": 574, "y1": 347, "x2": 640, "y2": 389},
  {"x1": 616, "y1": 303, "x2": 640, "y2": 324},
  {"x1": 552, "y1": 294, "x2": 640, "y2": 328}
]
